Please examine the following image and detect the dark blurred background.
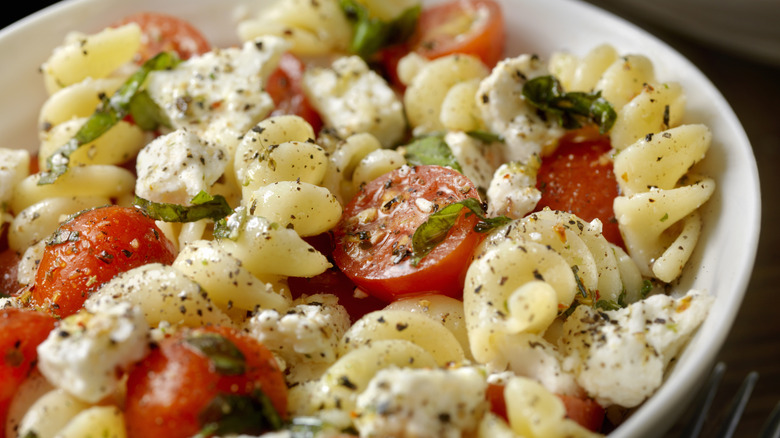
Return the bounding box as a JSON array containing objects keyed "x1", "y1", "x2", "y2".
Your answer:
[{"x1": 3, "y1": 1, "x2": 779, "y2": 436}]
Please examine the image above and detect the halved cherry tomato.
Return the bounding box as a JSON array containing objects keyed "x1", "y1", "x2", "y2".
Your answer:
[
  {"x1": 289, "y1": 268, "x2": 386, "y2": 323},
  {"x1": 333, "y1": 165, "x2": 483, "y2": 302},
  {"x1": 112, "y1": 12, "x2": 211, "y2": 63},
  {"x1": 0, "y1": 249, "x2": 21, "y2": 297},
  {"x1": 30, "y1": 205, "x2": 176, "y2": 318},
  {"x1": 266, "y1": 53, "x2": 323, "y2": 133},
  {"x1": 125, "y1": 325, "x2": 287, "y2": 438},
  {"x1": 0, "y1": 308, "x2": 57, "y2": 437},
  {"x1": 409, "y1": 0, "x2": 505, "y2": 68},
  {"x1": 486, "y1": 383, "x2": 605, "y2": 432},
  {"x1": 536, "y1": 127, "x2": 624, "y2": 248}
]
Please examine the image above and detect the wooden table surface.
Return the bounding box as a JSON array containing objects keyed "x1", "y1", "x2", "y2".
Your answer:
[{"x1": 4, "y1": 1, "x2": 779, "y2": 436}]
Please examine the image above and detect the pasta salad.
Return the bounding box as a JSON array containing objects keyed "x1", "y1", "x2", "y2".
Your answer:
[{"x1": 0, "y1": 0, "x2": 717, "y2": 437}]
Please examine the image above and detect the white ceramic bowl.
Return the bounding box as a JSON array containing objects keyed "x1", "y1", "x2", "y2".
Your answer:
[{"x1": 0, "y1": 0, "x2": 761, "y2": 436}]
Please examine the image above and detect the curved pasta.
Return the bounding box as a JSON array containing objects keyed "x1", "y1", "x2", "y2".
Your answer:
[
  {"x1": 85, "y1": 263, "x2": 234, "y2": 328},
  {"x1": 56, "y1": 406, "x2": 126, "y2": 438},
  {"x1": 8, "y1": 195, "x2": 110, "y2": 253},
  {"x1": 339, "y1": 309, "x2": 466, "y2": 366},
  {"x1": 17, "y1": 389, "x2": 91, "y2": 438},
  {"x1": 38, "y1": 77, "x2": 124, "y2": 130},
  {"x1": 39, "y1": 119, "x2": 146, "y2": 169},
  {"x1": 549, "y1": 43, "x2": 619, "y2": 93},
  {"x1": 403, "y1": 53, "x2": 489, "y2": 135},
  {"x1": 610, "y1": 82, "x2": 686, "y2": 151},
  {"x1": 237, "y1": 0, "x2": 351, "y2": 55},
  {"x1": 11, "y1": 164, "x2": 135, "y2": 214},
  {"x1": 173, "y1": 239, "x2": 292, "y2": 317},
  {"x1": 246, "y1": 180, "x2": 342, "y2": 237},
  {"x1": 464, "y1": 238, "x2": 576, "y2": 364},
  {"x1": 41, "y1": 23, "x2": 141, "y2": 95}
]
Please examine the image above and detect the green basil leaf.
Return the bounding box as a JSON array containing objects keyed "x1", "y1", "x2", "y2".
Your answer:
[
  {"x1": 410, "y1": 198, "x2": 511, "y2": 266},
  {"x1": 38, "y1": 52, "x2": 180, "y2": 185},
  {"x1": 185, "y1": 331, "x2": 246, "y2": 376},
  {"x1": 594, "y1": 299, "x2": 621, "y2": 311},
  {"x1": 133, "y1": 191, "x2": 233, "y2": 223},
  {"x1": 196, "y1": 390, "x2": 284, "y2": 437},
  {"x1": 128, "y1": 90, "x2": 171, "y2": 131},
  {"x1": 404, "y1": 136, "x2": 463, "y2": 172},
  {"x1": 340, "y1": 0, "x2": 420, "y2": 59},
  {"x1": 522, "y1": 75, "x2": 617, "y2": 134},
  {"x1": 466, "y1": 129, "x2": 504, "y2": 143}
]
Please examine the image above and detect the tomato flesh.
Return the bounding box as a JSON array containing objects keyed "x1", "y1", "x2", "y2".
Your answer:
[
  {"x1": 266, "y1": 53, "x2": 323, "y2": 133},
  {"x1": 0, "y1": 249, "x2": 21, "y2": 297},
  {"x1": 31, "y1": 205, "x2": 176, "y2": 318},
  {"x1": 125, "y1": 325, "x2": 287, "y2": 438},
  {"x1": 536, "y1": 128, "x2": 624, "y2": 248},
  {"x1": 0, "y1": 308, "x2": 57, "y2": 435},
  {"x1": 113, "y1": 12, "x2": 211, "y2": 63},
  {"x1": 411, "y1": 0, "x2": 505, "y2": 68},
  {"x1": 333, "y1": 165, "x2": 482, "y2": 302}
]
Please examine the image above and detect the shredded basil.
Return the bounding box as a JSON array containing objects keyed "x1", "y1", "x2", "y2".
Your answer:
[
  {"x1": 403, "y1": 136, "x2": 463, "y2": 172},
  {"x1": 133, "y1": 191, "x2": 233, "y2": 223},
  {"x1": 466, "y1": 130, "x2": 504, "y2": 143},
  {"x1": 38, "y1": 52, "x2": 180, "y2": 185},
  {"x1": 127, "y1": 89, "x2": 171, "y2": 131},
  {"x1": 184, "y1": 331, "x2": 246, "y2": 376},
  {"x1": 522, "y1": 75, "x2": 617, "y2": 134},
  {"x1": 410, "y1": 198, "x2": 511, "y2": 266},
  {"x1": 196, "y1": 390, "x2": 284, "y2": 437},
  {"x1": 340, "y1": 0, "x2": 421, "y2": 59}
]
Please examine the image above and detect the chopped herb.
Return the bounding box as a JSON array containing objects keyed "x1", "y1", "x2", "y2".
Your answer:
[
  {"x1": 38, "y1": 51, "x2": 180, "y2": 184},
  {"x1": 47, "y1": 230, "x2": 80, "y2": 246},
  {"x1": 410, "y1": 198, "x2": 511, "y2": 266},
  {"x1": 133, "y1": 191, "x2": 233, "y2": 223},
  {"x1": 640, "y1": 279, "x2": 653, "y2": 299},
  {"x1": 660, "y1": 212, "x2": 669, "y2": 222},
  {"x1": 572, "y1": 265, "x2": 588, "y2": 298},
  {"x1": 195, "y1": 390, "x2": 284, "y2": 437},
  {"x1": 466, "y1": 130, "x2": 504, "y2": 143},
  {"x1": 403, "y1": 135, "x2": 463, "y2": 172},
  {"x1": 340, "y1": 0, "x2": 420, "y2": 59},
  {"x1": 128, "y1": 89, "x2": 171, "y2": 131},
  {"x1": 184, "y1": 332, "x2": 246, "y2": 376},
  {"x1": 522, "y1": 75, "x2": 617, "y2": 134}
]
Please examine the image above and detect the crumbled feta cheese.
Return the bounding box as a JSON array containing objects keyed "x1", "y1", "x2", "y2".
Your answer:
[
  {"x1": 354, "y1": 366, "x2": 488, "y2": 438},
  {"x1": 559, "y1": 290, "x2": 714, "y2": 407},
  {"x1": 303, "y1": 55, "x2": 405, "y2": 147},
  {"x1": 500, "y1": 333, "x2": 584, "y2": 398},
  {"x1": 444, "y1": 131, "x2": 499, "y2": 194},
  {"x1": 36, "y1": 301, "x2": 150, "y2": 403},
  {"x1": 145, "y1": 36, "x2": 288, "y2": 156},
  {"x1": 246, "y1": 293, "x2": 350, "y2": 371},
  {"x1": 0, "y1": 148, "x2": 30, "y2": 208},
  {"x1": 135, "y1": 129, "x2": 228, "y2": 205},
  {"x1": 477, "y1": 55, "x2": 564, "y2": 163},
  {"x1": 486, "y1": 159, "x2": 542, "y2": 219}
]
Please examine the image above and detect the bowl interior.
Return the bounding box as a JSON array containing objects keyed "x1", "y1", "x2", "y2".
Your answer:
[{"x1": 0, "y1": 1, "x2": 761, "y2": 436}]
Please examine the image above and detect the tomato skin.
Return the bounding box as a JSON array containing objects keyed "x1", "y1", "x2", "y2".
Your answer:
[
  {"x1": 410, "y1": 0, "x2": 505, "y2": 68},
  {"x1": 558, "y1": 394, "x2": 606, "y2": 432},
  {"x1": 113, "y1": 12, "x2": 211, "y2": 63},
  {"x1": 0, "y1": 249, "x2": 21, "y2": 297},
  {"x1": 333, "y1": 165, "x2": 483, "y2": 303},
  {"x1": 536, "y1": 128, "x2": 624, "y2": 248},
  {"x1": 31, "y1": 205, "x2": 176, "y2": 318},
  {"x1": 266, "y1": 53, "x2": 323, "y2": 133},
  {"x1": 124, "y1": 325, "x2": 287, "y2": 438},
  {"x1": 0, "y1": 308, "x2": 57, "y2": 437}
]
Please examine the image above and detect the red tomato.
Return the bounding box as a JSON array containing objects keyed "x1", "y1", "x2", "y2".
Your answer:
[
  {"x1": 125, "y1": 325, "x2": 287, "y2": 438},
  {"x1": 487, "y1": 383, "x2": 605, "y2": 433},
  {"x1": 558, "y1": 394, "x2": 606, "y2": 432},
  {"x1": 266, "y1": 53, "x2": 323, "y2": 133},
  {"x1": 288, "y1": 268, "x2": 386, "y2": 323},
  {"x1": 30, "y1": 205, "x2": 176, "y2": 318},
  {"x1": 0, "y1": 249, "x2": 21, "y2": 297},
  {"x1": 0, "y1": 308, "x2": 57, "y2": 437},
  {"x1": 333, "y1": 165, "x2": 483, "y2": 302},
  {"x1": 112, "y1": 12, "x2": 211, "y2": 63},
  {"x1": 536, "y1": 127, "x2": 624, "y2": 248},
  {"x1": 410, "y1": 0, "x2": 505, "y2": 68}
]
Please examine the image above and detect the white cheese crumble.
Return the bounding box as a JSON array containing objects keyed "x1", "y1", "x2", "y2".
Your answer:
[
  {"x1": 354, "y1": 366, "x2": 488, "y2": 438},
  {"x1": 36, "y1": 301, "x2": 150, "y2": 403},
  {"x1": 486, "y1": 159, "x2": 542, "y2": 219},
  {"x1": 303, "y1": 55, "x2": 406, "y2": 147},
  {"x1": 246, "y1": 293, "x2": 350, "y2": 372},
  {"x1": 145, "y1": 36, "x2": 288, "y2": 157},
  {"x1": 477, "y1": 54, "x2": 564, "y2": 164},
  {"x1": 135, "y1": 128, "x2": 228, "y2": 205},
  {"x1": 559, "y1": 289, "x2": 714, "y2": 407}
]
